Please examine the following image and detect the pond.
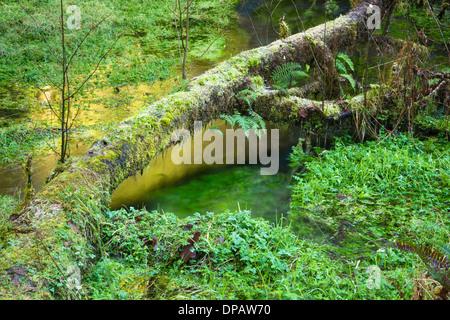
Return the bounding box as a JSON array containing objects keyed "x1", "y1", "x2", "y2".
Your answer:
[{"x1": 109, "y1": 120, "x2": 310, "y2": 221}]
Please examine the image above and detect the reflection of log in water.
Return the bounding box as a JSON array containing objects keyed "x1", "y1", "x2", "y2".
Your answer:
[{"x1": 158, "y1": 173, "x2": 168, "y2": 189}]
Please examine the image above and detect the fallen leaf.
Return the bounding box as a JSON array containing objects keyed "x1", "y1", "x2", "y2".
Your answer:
[
  {"x1": 180, "y1": 245, "x2": 196, "y2": 263},
  {"x1": 67, "y1": 220, "x2": 79, "y2": 234},
  {"x1": 9, "y1": 214, "x2": 20, "y2": 221},
  {"x1": 180, "y1": 231, "x2": 201, "y2": 263},
  {"x1": 13, "y1": 268, "x2": 28, "y2": 276},
  {"x1": 12, "y1": 276, "x2": 20, "y2": 287},
  {"x1": 152, "y1": 235, "x2": 158, "y2": 251}
]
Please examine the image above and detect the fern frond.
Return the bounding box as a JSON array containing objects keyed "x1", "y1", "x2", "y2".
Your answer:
[
  {"x1": 441, "y1": 244, "x2": 450, "y2": 254},
  {"x1": 335, "y1": 59, "x2": 347, "y2": 74},
  {"x1": 220, "y1": 110, "x2": 266, "y2": 138},
  {"x1": 237, "y1": 89, "x2": 257, "y2": 107},
  {"x1": 388, "y1": 240, "x2": 450, "y2": 290},
  {"x1": 429, "y1": 269, "x2": 450, "y2": 291},
  {"x1": 220, "y1": 114, "x2": 237, "y2": 128},
  {"x1": 389, "y1": 241, "x2": 450, "y2": 269},
  {"x1": 249, "y1": 110, "x2": 266, "y2": 131},
  {"x1": 337, "y1": 53, "x2": 354, "y2": 72},
  {"x1": 271, "y1": 62, "x2": 308, "y2": 90},
  {"x1": 209, "y1": 126, "x2": 224, "y2": 135},
  {"x1": 341, "y1": 73, "x2": 356, "y2": 91}
]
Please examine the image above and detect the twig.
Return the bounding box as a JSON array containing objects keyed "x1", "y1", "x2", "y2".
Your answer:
[{"x1": 424, "y1": 0, "x2": 450, "y2": 55}]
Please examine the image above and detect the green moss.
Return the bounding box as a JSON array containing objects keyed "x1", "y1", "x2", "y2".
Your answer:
[
  {"x1": 251, "y1": 75, "x2": 264, "y2": 88},
  {"x1": 247, "y1": 56, "x2": 260, "y2": 68},
  {"x1": 160, "y1": 118, "x2": 171, "y2": 127},
  {"x1": 323, "y1": 102, "x2": 341, "y2": 117}
]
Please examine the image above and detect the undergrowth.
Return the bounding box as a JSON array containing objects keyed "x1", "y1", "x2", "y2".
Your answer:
[
  {"x1": 288, "y1": 132, "x2": 450, "y2": 299},
  {"x1": 83, "y1": 208, "x2": 415, "y2": 300}
]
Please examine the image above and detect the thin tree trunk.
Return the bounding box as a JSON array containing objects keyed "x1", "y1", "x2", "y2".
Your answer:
[
  {"x1": 182, "y1": 0, "x2": 191, "y2": 79},
  {"x1": 60, "y1": 0, "x2": 67, "y2": 163}
]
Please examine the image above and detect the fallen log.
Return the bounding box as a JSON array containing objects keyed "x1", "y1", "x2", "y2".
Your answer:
[{"x1": 0, "y1": 0, "x2": 403, "y2": 298}]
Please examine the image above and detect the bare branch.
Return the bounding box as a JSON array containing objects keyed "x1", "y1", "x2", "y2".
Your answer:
[
  {"x1": 66, "y1": 13, "x2": 113, "y2": 70},
  {"x1": 424, "y1": 0, "x2": 449, "y2": 56},
  {"x1": 70, "y1": 33, "x2": 124, "y2": 98}
]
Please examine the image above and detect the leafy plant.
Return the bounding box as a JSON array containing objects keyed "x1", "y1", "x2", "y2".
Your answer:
[
  {"x1": 237, "y1": 89, "x2": 257, "y2": 107},
  {"x1": 325, "y1": 0, "x2": 339, "y2": 15},
  {"x1": 289, "y1": 133, "x2": 450, "y2": 249},
  {"x1": 388, "y1": 240, "x2": 450, "y2": 297},
  {"x1": 335, "y1": 53, "x2": 356, "y2": 91},
  {"x1": 271, "y1": 62, "x2": 309, "y2": 93},
  {"x1": 220, "y1": 110, "x2": 266, "y2": 138},
  {"x1": 218, "y1": 89, "x2": 265, "y2": 138}
]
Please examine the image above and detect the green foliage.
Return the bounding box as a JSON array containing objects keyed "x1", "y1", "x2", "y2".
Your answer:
[
  {"x1": 237, "y1": 89, "x2": 257, "y2": 108},
  {"x1": 84, "y1": 209, "x2": 303, "y2": 299},
  {"x1": 286, "y1": 134, "x2": 450, "y2": 299},
  {"x1": 82, "y1": 208, "x2": 389, "y2": 299},
  {"x1": 290, "y1": 133, "x2": 449, "y2": 246},
  {"x1": 0, "y1": 0, "x2": 239, "y2": 98},
  {"x1": 170, "y1": 78, "x2": 191, "y2": 95},
  {"x1": 394, "y1": 1, "x2": 450, "y2": 47},
  {"x1": 80, "y1": 205, "x2": 430, "y2": 300},
  {"x1": 335, "y1": 53, "x2": 356, "y2": 91},
  {"x1": 219, "y1": 88, "x2": 266, "y2": 138},
  {"x1": 389, "y1": 240, "x2": 450, "y2": 292},
  {"x1": 271, "y1": 62, "x2": 309, "y2": 92},
  {"x1": 0, "y1": 195, "x2": 19, "y2": 250},
  {"x1": 0, "y1": 123, "x2": 51, "y2": 166}
]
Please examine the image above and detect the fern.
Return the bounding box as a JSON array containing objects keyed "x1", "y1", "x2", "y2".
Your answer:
[
  {"x1": 341, "y1": 74, "x2": 356, "y2": 91},
  {"x1": 337, "y1": 52, "x2": 354, "y2": 72},
  {"x1": 388, "y1": 240, "x2": 450, "y2": 292},
  {"x1": 335, "y1": 53, "x2": 356, "y2": 91},
  {"x1": 220, "y1": 110, "x2": 266, "y2": 138},
  {"x1": 237, "y1": 89, "x2": 257, "y2": 107},
  {"x1": 335, "y1": 59, "x2": 347, "y2": 74},
  {"x1": 271, "y1": 62, "x2": 309, "y2": 92}
]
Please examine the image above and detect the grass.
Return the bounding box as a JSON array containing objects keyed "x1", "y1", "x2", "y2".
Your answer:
[
  {"x1": 288, "y1": 132, "x2": 449, "y2": 299},
  {"x1": 0, "y1": 0, "x2": 242, "y2": 90},
  {"x1": 289, "y1": 133, "x2": 449, "y2": 248},
  {"x1": 0, "y1": 122, "x2": 53, "y2": 167}
]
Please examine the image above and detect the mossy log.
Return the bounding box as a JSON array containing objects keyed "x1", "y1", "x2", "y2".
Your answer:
[{"x1": 1, "y1": 0, "x2": 402, "y2": 298}]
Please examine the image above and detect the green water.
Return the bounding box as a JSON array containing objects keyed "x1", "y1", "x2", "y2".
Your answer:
[
  {"x1": 110, "y1": 120, "x2": 309, "y2": 221},
  {"x1": 140, "y1": 165, "x2": 293, "y2": 222}
]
